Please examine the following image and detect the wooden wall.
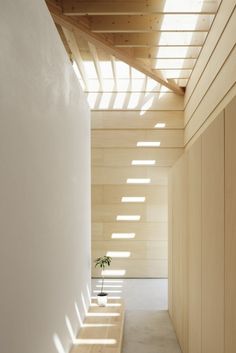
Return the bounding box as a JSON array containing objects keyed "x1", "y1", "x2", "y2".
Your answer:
[
  {"x1": 92, "y1": 93, "x2": 184, "y2": 278},
  {"x1": 184, "y1": 1, "x2": 236, "y2": 145},
  {"x1": 169, "y1": 95, "x2": 236, "y2": 353}
]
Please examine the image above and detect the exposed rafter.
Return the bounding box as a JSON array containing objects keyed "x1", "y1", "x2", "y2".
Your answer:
[
  {"x1": 62, "y1": 0, "x2": 218, "y2": 15},
  {"x1": 46, "y1": 2, "x2": 185, "y2": 95}
]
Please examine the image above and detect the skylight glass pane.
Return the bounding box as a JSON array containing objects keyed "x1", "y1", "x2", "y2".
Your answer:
[
  {"x1": 155, "y1": 58, "x2": 196, "y2": 69},
  {"x1": 158, "y1": 32, "x2": 207, "y2": 46},
  {"x1": 146, "y1": 78, "x2": 160, "y2": 91},
  {"x1": 127, "y1": 93, "x2": 140, "y2": 109},
  {"x1": 131, "y1": 79, "x2": 144, "y2": 91},
  {"x1": 84, "y1": 61, "x2": 97, "y2": 79},
  {"x1": 155, "y1": 47, "x2": 189, "y2": 58},
  {"x1": 161, "y1": 14, "x2": 212, "y2": 31},
  {"x1": 163, "y1": 0, "x2": 205, "y2": 13},
  {"x1": 113, "y1": 92, "x2": 126, "y2": 109},
  {"x1": 115, "y1": 61, "x2": 130, "y2": 78},
  {"x1": 131, "y1": 68, "x2": 145, "y2": 78},
  {"x1": 116, "y1": 79, "x2": 130, "y2": 91},
  {"x1": 88, "y1": 79, "x2": 100, "y2": 91},
  {"x1": 103, "y1": 79, "x2": 115, "y2": 90},
  {"x1": 99, "y1": 93, "x2": 112, "y2": 109},
  {"x1": 100, "y1": 61, "x2": 113, "y2": 78}
]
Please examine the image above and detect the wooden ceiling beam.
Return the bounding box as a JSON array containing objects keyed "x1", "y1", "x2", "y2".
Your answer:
[
  {"x1": 47, "y1": 2, "x2": 185, "y2": 95},
  {"x1": 62, "y1": 0, "x2": 218, "y2": 15}
]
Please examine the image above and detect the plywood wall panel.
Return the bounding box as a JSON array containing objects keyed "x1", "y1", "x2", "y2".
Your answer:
[
  {"x1": 202, "y1": 113, "x2": 224, "y2": 353},
  {"x1": 92, "y1": 204, "x2": 168, "y2": 222},
  {"x1": 92, "y1": 129, "x2": 184, "y2": 148},
  {"x1": 171, "y1": 154, "x2": 188, "y2": 353},
  {"x1": 92, "y1": 258, "x2": 168, "y2": 278},
  {"x1": 92, "y1": 185, "x2": 167, "y2": 205},
  {"x1": 92, "y1": 148, "x2": 183, "y2": 167},
  {"x1": 188, "y1": 137, "x2": 202, "y2": 353},
  {"x1": 184, "y1": 4, "x2": 236, "y2": 145},
  {"x1": 225, "y1": 96, "x2": 236, "y2": 353},
  {"x1": 92, "y1": 110, "x2": 184, "y2": 129},
  {"x1": 92, "y1": 222, "x2": 167, "y2": 241},
  {"x1": 92, "y1": 240, "x2": 167, "y2": 259},
  {"x1": 92, "y1": 166, "x2": 169, "y2": 185}
]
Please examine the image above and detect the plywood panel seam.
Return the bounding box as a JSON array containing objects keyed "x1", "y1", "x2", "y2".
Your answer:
[
  {"x1": 184, "y1": 81, "x2": 236, "y2": 147},
  {"x1": 185, "y1": 2, "x2": 235, "y2": 109},
  {"x1": 185, "y1": 41, "x2": 236, "y2": 129}
]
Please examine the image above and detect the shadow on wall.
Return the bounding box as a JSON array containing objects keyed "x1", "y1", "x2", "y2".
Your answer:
[{"x1": 52, "y1": 284, "x2": 91, "y2": 353}]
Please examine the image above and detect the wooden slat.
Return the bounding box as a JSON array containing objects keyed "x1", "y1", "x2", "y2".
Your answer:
[
  {"x1": 47, "y1": 2, "x2": 185, "y2": 94},
  {"x1": 62, "y1": 0, "x2": 218, "y2": 15}
]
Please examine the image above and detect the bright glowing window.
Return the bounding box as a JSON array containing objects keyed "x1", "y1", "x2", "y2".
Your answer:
[
  {"x1": 106, "y1": 251, "x2": 131, "y2": 258},
  {"x1": 111, "y1": 233, "x2": 135, "y2": 239},
  {"x1": 83, "y1": 61, "x2": 97, "y2": 79},
  {"x1": 99, "y1": 93, "x2": 112, "y2": 109},
  {"x1": 102, "y1": 269, "x2": 126, "y2": 276},
  {"x1": 116, "y1": 215, "x2": 141, "y2": 221},
  {"x1": 137, "y1": 141, "x2": 161, "y2": 147},
  {"x1": 100, "y1": 61, "x2": 113, "y2": 78},
  {"x1": 126, "y1": 178, "x2": 151, "y2": 184},
  {"x1": 132, "y1": 160, "x2": 156, "y2": 165},
  {"x1": 127, "y1": 93, "x2": 140, "y2": 109},
  {"x1": 113, "y1": 92, "x2": 126, "y2": 109},
  {"x1": 121, "y1": 197, "x2": 145, "y2": 202}
]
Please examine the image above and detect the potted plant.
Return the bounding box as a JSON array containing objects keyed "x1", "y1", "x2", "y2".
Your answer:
[{"x1": 94, "y1": 255, "x2": 112, "y2": 306}]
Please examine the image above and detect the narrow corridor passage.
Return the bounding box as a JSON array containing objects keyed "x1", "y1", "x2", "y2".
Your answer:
[{"x1": 92, "y1": 279, "x2": 181, "y2": 353}]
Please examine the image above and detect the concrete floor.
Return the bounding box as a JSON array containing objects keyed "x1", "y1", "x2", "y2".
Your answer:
[{"x1": 92, "y1": 278, "x2": 182, "y2": 353}]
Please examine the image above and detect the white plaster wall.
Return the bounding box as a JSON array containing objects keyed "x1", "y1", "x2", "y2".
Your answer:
[{"x1": 0, "y1": 1, "x2": 91, "y2": 353}]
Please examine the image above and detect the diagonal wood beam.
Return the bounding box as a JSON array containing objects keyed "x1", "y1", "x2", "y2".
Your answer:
[{"x1": 46, "y1": 2, "x2": 184, "y2": 95}]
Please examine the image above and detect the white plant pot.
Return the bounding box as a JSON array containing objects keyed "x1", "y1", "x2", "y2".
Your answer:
[{"x1": 97, "y1": 293, "x2": 108, "y2": 306}]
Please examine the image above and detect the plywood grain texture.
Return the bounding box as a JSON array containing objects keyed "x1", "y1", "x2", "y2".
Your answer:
[
  {"x1": 202, "y1": 113, "x2": 224, "y2": 353},
  {"x1": 188, "y1": 137, "x2": 202, "y2": 353}
]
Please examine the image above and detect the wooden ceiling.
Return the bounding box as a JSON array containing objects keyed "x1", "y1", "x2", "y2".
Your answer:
[{"x1": 46, "y1": 0, "x2": 220, "y2": 96}]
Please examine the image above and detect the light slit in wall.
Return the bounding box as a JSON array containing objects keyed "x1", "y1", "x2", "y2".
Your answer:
[
  {"x1": 155, "y1": 123, "x2": 166, "y2": 128},
  {"x1": 132, "y1": 160, "x2": 156, "y2": 166},
  {"x1": 116, "y1": 215, "x2": 140, "y2": 221},
  {"x1": 137, "y1": 141, "x2": 161, "y2": 147},
  {"x1": 106, "y1": 251, "x2": 131, "y2": 258},
  {"x1": 111, "y1": 233, "x2": 135, "y2": 239},
  {"x1": 102, "y1": 270, "x2": 126, "y2": 276},
  {"x1": 121, "y1": 197, "x2": 145, "y2": 203},
  {"x1": 126, "y1": 178, "x2": 150, "y2": 184}
]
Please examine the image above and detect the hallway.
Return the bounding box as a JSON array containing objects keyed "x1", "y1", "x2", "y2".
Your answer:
[{"x1": 92, "y1": 279, "x2": 182, "y2": 353}]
